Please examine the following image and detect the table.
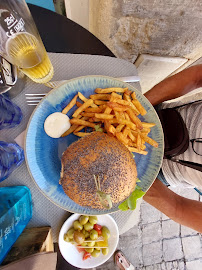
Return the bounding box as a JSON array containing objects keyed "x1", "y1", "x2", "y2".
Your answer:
[{"x1": 1, "y1": 5, "x2": 141, "y2": 269}]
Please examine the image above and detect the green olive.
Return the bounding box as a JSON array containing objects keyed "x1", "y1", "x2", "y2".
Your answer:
[
  {"x1": 73, "y1": 220, "x2": 83, "y2": 231},
  {"x1": 64, "y1": 233, "x2": 71, "y2": 242},
  {"x1": 81, "y1": 242, "x2": 87, "y2": 246},
  {"x1": 67, "y1": 228, "x2": 75, "y2": 239},
  {"x1": 73, "y1": 231, "x2": 85, "y2": 244},
  {"x1": 85, "y1": 247, "x2": 94, "y2": 253},
  {"x1": 81, "y1": 229, "x2": 86, "y2": 237},
  {"x1": 90, "y1": 229, "x2": 98, "y2": 240},
  {"x1": 87, "y1": 239, "x2": 95, "y2": 247},
  {"x1": 82, "y1": 229, "x2": 90, "y2": 239},
  {"x1": 101, "y1": 226, "x2": 110, "y2": 239},
  {"x1": 79, "y1": 215, "x2": 89, "y2": 225},
  {"x1": 85, "y1": 232, "x2": 90, "y2": 238},
  {"x1": 95, "y1": 242, "x2": 101, "y2": 251},
  {"x1": 84, "y1": 222, "x2": 94, "y2": 231},
  {"x1": 89, "y1": 216, "x2": 98, "y2": 225},
  {"x1": 91, "y1": 249, "x2": 100, "y2": 257},
  {"x1": 102, "y1": 247, "x2": 109, "y2": 256}
]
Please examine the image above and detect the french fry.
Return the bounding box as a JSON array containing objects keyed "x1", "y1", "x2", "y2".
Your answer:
[
  {"x1": 124, "y1": 112, "x2": 130, "y2": 121},
  {"x1": 132, "y1": 100, "x2": 146, "y2": 116},
  {"x1": 78, "y1": 92, "x2": 98, "y2": 108},
  {"x1": 141, "y1": 140, "x2": 146, "y2": 150},
  {"x1": 126, "y1": 146, "x2": 148, "y2": 155},
  {"x1": 123, "y1": 92, "x2": 131, "y2": 102},
  {"x1": 104, "y1": 106, "x2": 112, "y2": 114},
  {"x1": 128, "y1": 130, "x2": 136, "y2": 142},
  {"x1": 72, "y1": 99, "x2": 93, "y2": 118},
  {"x1": 110, "y1": 92, "x2": 122, "y2": 101},
  {"x1": 62, "y1": 94, "x2": 78, "y2": 114},
  {"x1": 74, "y1": 125, "x2": 85, "y2": 132},
  {"x1": 95, "y1": 87, "x2": 128, "y2": 94},
  {"x1": 84, "y1": 107, "x2": 102, "y2": 113},
  {"x1": 61, "y1": 124, "x2": 78, "y2": 137},
  {"x1": 94, "y1": 100, "x2": 107, "y2": 105},
  {"x1": 130, "y1": 101, "x2": 140, "y2": 115},
  {"x1": 108, "y1": 119, "x2": 119, "y2": 124},
  {"x1": 104, "y1": 120, "x2": 112, "y2": 136},
  {"x1": 116, "y1": 132, "x2": 129, "y2": 145},
  {"x1": 95, "y1": 113, "x2": 114, "y2": 120},
  {"x1": 70, "y1": 118, "x2": 96, "y2": 128},
  {"x1": 123, "y1": 93, "x2": 140, "y2": 115},
  {"x1": 119, "y1": 111, "x2": 125, "y2": 120},
  {"x1": 90, "y1": 94, "x2": 111, "y2": 100},
  {"x1": 81, "y1": 112, "x2": 95, "y2": 117},
  {"x1": 61, "y1": 114, "x2": 83, "y2": 137},
  {"x1": 142, "y1": 122, "x2": 156, "y2": 128},
  {"x1": 109, "y1": 119, "x2": 136, "y2": 130},
  {"x1": 78, "y1": 92, "x2": 89, "y2": 102},
  {"x1": 127, "y1": 138, "x2": 135, "y2": 147},
  {"x1": 108, "y1": 125, "x2": 116, "y2": 135},
  {"x1": 116, "y1": 124, "x2": 125, "y2": 132},
  {"x1": 88, "y1": 117, "x2": 102, "y2": 122},
  {"x1": 131, "y1": 92, "x2": 147, "y2": 115},
  {"x1": 114, "y1": 111, "x2": 120, "y2": 120},
  {"x1": 73, "y1": 117, "x2": 89, "y2": 133},
  {"x1": 122, "y1": 120, "x2": 136, "y2": 130},
  {"x1": 124, "y1": 89, "x2": 132, "y2": 95},
  {"x1": 141, "y1": 128, "x2": 151, "y2": 135},
  {"x1": 131, "y1": 130, "x2": 138, "y2": 137},
  {"x1": 140, "y1": 134, "x2": 158, "y2": 148},
  {"x1": 74, "y1": 132, "x2": 90, "y2": 137},
  {"x1": 126, "y1": 109, "x2": 143, "y2": 130},
  {"x1": 113, "y1": 99, "x2": 130, "y2": 106},
  {"x1": 123, "y1": 126, "x2": 130, "y2": 138},
  {"x1": 107, "y1": 102, "x2": 130, "y2": 111}
]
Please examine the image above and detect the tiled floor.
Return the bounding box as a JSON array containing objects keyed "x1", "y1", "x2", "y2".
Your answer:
[{"x1": 94, "y1": 187, "x2": 202, "y2": 270}]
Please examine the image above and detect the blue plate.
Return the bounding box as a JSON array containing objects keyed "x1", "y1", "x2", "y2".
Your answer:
[{"x1": 25, "y1": 76, "x2": 164, "y2": 215}]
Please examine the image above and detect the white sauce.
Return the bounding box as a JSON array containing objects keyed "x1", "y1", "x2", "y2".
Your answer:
[{"x1": 44, "y1": 112, "x2": 71, "y2": 138}]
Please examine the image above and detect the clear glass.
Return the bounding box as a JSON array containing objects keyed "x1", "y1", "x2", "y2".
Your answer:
[
  {"x1": 0, "y1": 186, "x2": 32, "y2": 264},
  {"x1": 0, "y1": 94, "x2": 22, "y2": 129},
  {"x1": 0, "y1": 141, "x2": 24, "y2": 182},
  {"x1": 0, "y1": 0, "x2": 54, "y2": 83}
]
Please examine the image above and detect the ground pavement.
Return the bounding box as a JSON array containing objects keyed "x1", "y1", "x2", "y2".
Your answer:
[{"x1": 91, "y1": 187, "x2": 202, "y2": 270}]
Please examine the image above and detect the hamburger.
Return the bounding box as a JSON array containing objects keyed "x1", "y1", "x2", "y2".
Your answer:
[{"x1": 60, "y1": 132, "x2": 137, "y2": 209}]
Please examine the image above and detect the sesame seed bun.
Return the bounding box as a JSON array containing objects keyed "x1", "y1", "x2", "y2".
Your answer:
[{"x1": 60, "y1": 132, "x2": 137, "y2": 209}]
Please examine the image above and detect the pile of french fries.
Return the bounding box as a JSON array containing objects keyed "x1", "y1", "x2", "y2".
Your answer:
[{"x1": 60, "y1": 87, "x2": 158, "y2": 155}]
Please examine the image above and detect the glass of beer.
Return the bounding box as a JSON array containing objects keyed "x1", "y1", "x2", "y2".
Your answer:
[{"x1": 0, "y1": 0, "x2": 54, "y2": 83}]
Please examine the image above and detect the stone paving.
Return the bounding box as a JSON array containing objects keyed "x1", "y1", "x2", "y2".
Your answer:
[{"x1": 94, "y1": 187, "x2": 202, "y2": 270}]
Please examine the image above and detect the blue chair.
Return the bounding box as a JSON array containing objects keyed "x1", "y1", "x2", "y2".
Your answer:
[{"x1": 26, "y1": 0, "x2": 55, "y2": 12}]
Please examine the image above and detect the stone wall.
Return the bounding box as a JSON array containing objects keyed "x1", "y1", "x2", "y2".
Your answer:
[{"x1": 89, "y1": 0, "x2": 202, "y2": 63}]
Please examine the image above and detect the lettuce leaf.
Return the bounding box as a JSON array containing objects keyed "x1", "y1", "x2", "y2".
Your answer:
[
  {"x1": 118, "y1": 179, "x2": 145, "y2": 211},
  {"x1": 95, "y1": 124, "x2": 104, "y2": 132}
]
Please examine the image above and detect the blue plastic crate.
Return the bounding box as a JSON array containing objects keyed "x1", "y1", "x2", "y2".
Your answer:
[{"x1": 0, "y1": 186, "x2": 32, "y2": 264}]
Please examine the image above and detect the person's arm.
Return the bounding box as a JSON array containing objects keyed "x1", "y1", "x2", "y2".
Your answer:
[
  {"x1": 144, "y1": 64, "x2": 202, "y2": 106},
  {"x1": 144, "y1": 179, "x2": 202, "y2": 233}
]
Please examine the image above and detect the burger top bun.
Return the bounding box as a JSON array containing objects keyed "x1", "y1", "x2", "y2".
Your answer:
[{"x1": 60, "y1": 132, "x2": 137, "y2": 210}]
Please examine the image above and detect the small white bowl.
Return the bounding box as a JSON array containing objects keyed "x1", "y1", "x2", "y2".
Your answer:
[{"x1": 58, "y1": 214, "x2": 119, "y2": 269}]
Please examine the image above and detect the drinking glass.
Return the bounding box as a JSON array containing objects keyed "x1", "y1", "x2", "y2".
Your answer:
[
  {"x1": 0, "y1": 0, "x2": 54, "y2": 83},
  {"x1": 0, "y1": 94, "x2": 22, "y2": 129},
  {"x1": 0, "y1": 141, "x2": 24, "y2": 182}
]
